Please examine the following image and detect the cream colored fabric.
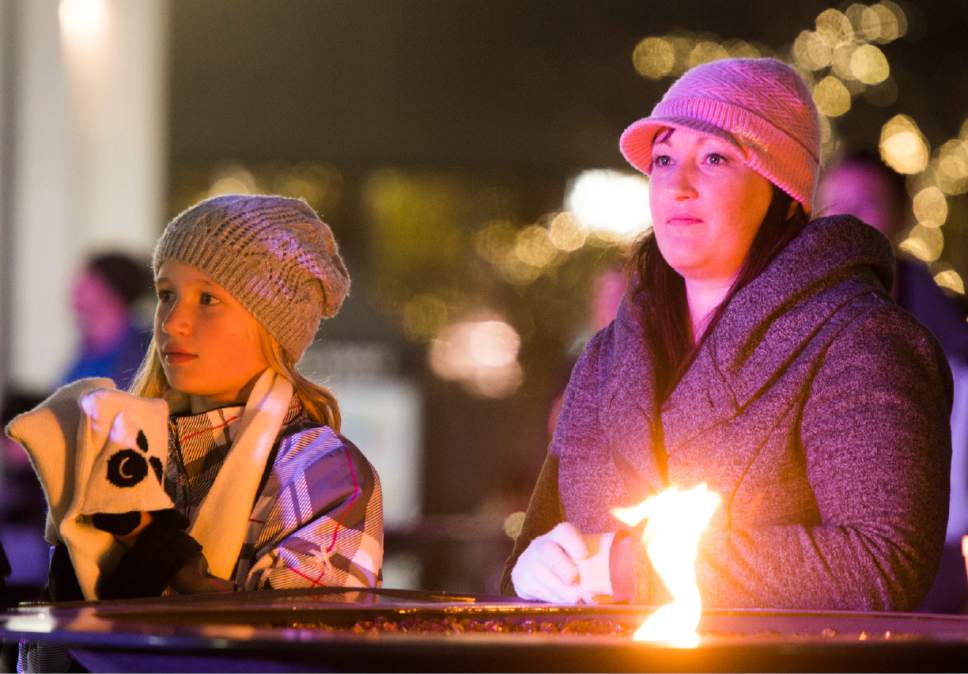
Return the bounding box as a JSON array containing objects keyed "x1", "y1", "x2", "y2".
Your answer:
[
  {"x1": 6, "y1": 378, "x2": 112, "y2": 544},
  {"x1": 5, "y1": 370, "x2": 293, "y2": 595},
  {"x1": 4, "y1": 379, "x2": 173, "y2": 600},
  {"x1": 77, "y1": 389, "x2": 172, "y2": 515},
  {"x1": 189, "y1": 369, "x2": 294, "y2": 580}
]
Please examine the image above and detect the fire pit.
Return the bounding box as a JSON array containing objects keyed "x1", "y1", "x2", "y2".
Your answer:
[{"x1": 3, "y1": 588, "x2": 968, "y2": 671}]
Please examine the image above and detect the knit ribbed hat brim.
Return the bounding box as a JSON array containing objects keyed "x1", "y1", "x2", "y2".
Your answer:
[{"x1": 620, "y1": 58, "x2": 820, "y2": 213}]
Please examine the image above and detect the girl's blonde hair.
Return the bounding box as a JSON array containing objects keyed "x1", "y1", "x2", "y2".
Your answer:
[{"x1": 129, "y1": 327, "x2": 341, "y2": 431}]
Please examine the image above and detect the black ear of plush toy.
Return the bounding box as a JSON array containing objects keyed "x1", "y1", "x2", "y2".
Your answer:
[{"x1": 91, "y1": 511, "x2": 143, "y2": 536}]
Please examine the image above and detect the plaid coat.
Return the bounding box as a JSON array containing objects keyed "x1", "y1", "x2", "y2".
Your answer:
[{"x1": 167, "y1": 400, "x2": 383, "y2": 589}]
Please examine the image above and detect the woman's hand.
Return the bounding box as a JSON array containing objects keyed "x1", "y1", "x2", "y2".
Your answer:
[{"x1": 511, "y1": 522, "x2": 605, "y2": 604}]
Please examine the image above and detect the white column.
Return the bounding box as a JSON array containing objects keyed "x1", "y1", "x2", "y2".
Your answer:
[
  {"x1": 0, "y1": 1, "x2": 14, "y2": 402},
  {"x1": 10, "y1": 0, "x2": 166, "y2": 389}
]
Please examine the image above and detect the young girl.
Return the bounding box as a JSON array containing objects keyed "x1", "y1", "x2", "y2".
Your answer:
[{"x1": 20, "y1": 194, "x2": 383, "y2": 602}]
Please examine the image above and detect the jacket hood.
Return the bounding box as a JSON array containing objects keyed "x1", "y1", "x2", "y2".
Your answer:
[{"x1": 711, "y1": 214, "x2": 894, "y2": 406}]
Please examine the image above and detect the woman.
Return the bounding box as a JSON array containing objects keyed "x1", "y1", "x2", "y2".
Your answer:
[{"x1": 504, "y1": 58, "x2": 951, "y2": 611}]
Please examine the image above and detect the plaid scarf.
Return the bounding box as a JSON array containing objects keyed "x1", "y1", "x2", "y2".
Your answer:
[{"x1": 165, "y1": 400, "x2": 382, "y2": 589}]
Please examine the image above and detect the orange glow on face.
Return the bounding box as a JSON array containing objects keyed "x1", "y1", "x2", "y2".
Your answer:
[{"x1": 612, "y1": 483, "x2": 721, "y2": 648}]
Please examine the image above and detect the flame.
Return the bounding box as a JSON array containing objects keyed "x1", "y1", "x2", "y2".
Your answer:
[{"x1": 612, "y1": 483, "x2": 721, "y2": 648}]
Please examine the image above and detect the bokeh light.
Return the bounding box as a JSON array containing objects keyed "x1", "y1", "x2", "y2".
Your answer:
[
  {"x1": 792, "y1": 31, "x2": 832, "y2": 71},
  {"x1": 812, "y1": 76, "x2": 851, "y2": 117},
  {"x1": 497, "y1": 256, "x2": 542, "y2": 285},
  {"x1": 830, "y1": 43, "x2": 857, "y2": 81},
  {"x1": 402, "y1": 294, "x2": 449, "y2": 341},
  {"x1": 207, "y1": 164, "x2": 259, "y2": 196},
  {"x1": 548, "y1": 211, "x2": 587, "y2": 252},
  {"x1": 898, "y1": 224, "x2": 944, "y2": 263},
  {"x1": 503, "y1": 511, "x2": 526, "y2": 539},
  {"x1": 514, "y1": 225, "x2": 558, "y2": 269},
  {"x1": 934, "y1": 270, "x2": 966, "y2": 296},
  {"x1": 565, "y1": 170, "x2": 651, "y2": 241},
  {"x1": 936, "y1": 139, "x2": 968, "y2": 195},
  {"x1": 878, "y1": 1, "x2": 908, "y2": 41},
  {"x1": 474, "y1": 220, "x2": 517, "y2": 265},
  {"x1": 633, "y1": 37, "x2": 676, "y2": 79},
  {"x1": 912, "y1": 187, "x2": 948, "y2": 227},
  {"x1": 815, "y1": 8, "x2": 854, "y2": 47},
  {"x1": 879, "y1": 115, "x2": 930, "y2": 174},
  {"x1": 868, "y1": 4, "x2": 899, "y2": 42},
  {"x1": 667, "y1": 35, "x2": 697, "y2": 76},
  {"x1": 429, "y1": 318, "x2": 524, "y2": 398},
  {"x1": 849, "y1": 44, "x2": 889, "y2": 84},
  {"x1": 724, "y1": 39, "x2": 761, "y2": 59},
  {"x1": 687, "y1": 41, "x2": 729, "y2": 69}
]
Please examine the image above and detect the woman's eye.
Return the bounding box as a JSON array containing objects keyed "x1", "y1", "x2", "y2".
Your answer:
[
  {"x1": 705, "y1": 153, "x2": 728, "y2": 166},
  {"x1": 652, "y1": 154, "x2": 672, "y2": 168},
  {"x1": 156, "y1": 289, "x2": 174, "y2": 303},
  {"x1": 199, "y1": 292, "x2": 220, "y2": 306}
]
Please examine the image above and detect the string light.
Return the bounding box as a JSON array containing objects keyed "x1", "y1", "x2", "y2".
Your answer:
[
  {"x1": 879, "y1": 115, "x2": 930, "y2": 174},
  {"x1": 911, "y1": 187, "x2": 948, "y2": 227},
  {"x1": 633, "y1": 37, "x2": 676, "y2": 79},
  {"x1": 849, "y1": 44, "x2": 890, "y2": 84},
  {"x1": 934, "y1": 270, "x2": 966, "y2": 296},
  {"x1": 813, "y1": 76, "x2": 852, "y2": 117}
]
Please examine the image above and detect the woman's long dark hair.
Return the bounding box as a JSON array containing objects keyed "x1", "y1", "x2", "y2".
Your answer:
[{"x1": 629, "y1": 184, "x2": 809, "y2": 401}]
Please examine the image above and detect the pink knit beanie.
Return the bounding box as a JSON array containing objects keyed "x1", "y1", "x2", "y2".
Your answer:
[{"x1": 620, "y1": 58, "x2": 820, "y2": 213}]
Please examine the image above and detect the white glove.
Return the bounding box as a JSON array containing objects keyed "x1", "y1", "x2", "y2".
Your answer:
[{"x1": 511, "y1": 523, "x2": 616, "y2": 604}]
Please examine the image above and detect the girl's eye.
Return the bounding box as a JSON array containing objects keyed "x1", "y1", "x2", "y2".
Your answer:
[
  {"x1": 156, "y1": 289, "x2": 174, "y2": 303},
  {"x1": 199, "y1": 292, "x2": 220, "y2": 306},
  {"x1": 652, "y1": 154, "x2": 672, "y2": 168},
  {"x1": 705, "y1": 152, "x2": 728, "y2": 166}
]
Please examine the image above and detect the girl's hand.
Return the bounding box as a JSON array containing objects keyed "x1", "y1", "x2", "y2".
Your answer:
[
  {"x1": 511, "y1": 522, "x2": 596, "y2": 604},
  {"x1": 169, "y1": 553, "x2": 234, "y2": 594}
]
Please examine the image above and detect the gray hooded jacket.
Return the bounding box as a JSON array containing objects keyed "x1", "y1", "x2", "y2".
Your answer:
[{"x1": 504, "y1": 215, "x2": 952, "y2": 611}]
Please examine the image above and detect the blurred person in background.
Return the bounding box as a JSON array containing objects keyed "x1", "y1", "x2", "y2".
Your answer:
[
  {"x1": 61, "y1": 251, "x2": 153, "y2": 390},
  {"x1": 818, "y1": 152, "x2": 968, "y2": 613},
  {"x1": 547, "y1": 264, "x2": 629, "y2": 438},
  {"x1": 816, "y1": 152, "x2": 968, "y2": 359}
]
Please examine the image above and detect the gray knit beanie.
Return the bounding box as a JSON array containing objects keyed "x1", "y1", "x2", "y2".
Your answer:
[{"x1": 152, "y1": 194, "x2": 350, "y2": 361}]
